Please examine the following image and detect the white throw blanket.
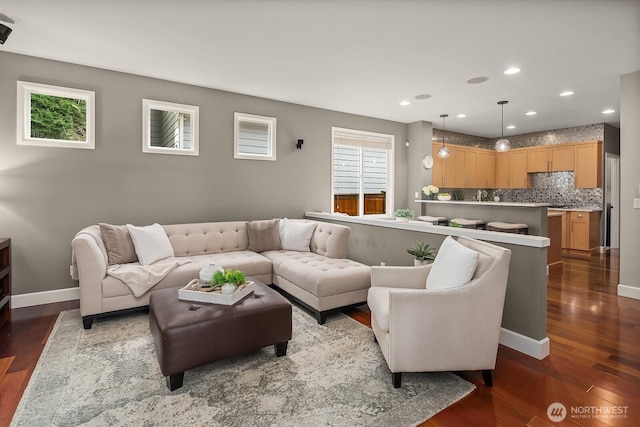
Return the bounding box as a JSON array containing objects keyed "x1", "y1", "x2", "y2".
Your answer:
[{"x1": 106, "y1": 258, "x2": 191, "y2": 297}]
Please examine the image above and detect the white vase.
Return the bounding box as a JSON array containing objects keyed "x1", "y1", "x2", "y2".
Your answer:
[
  {"x1": 395, "y1": 217, "x2": 410, "y2": 222},
  {"x1": 221, "y1": 284, "x2": 237, "y2": 295},
  {"x1": 414, "y1": 259, "x2": 429, "y2": 266}
]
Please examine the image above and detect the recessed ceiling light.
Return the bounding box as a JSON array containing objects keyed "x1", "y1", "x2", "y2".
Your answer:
[
  {"x1": 400, "y1": 100, "x2": 410, "y2": 106},
  {"x1": 457, "y1": 114, "x2": 467, "y2": 118},
  {"x1": 525, "y1": 111, "x2": 537, "y2": 116},
  {"x1": 602, "y1": 109, "x2": 615, "y2": 114},
  {"x1": 504, "y1": 67, "x2": 521, "y2": 75},
  {"x1": 414, "y1": 94, "x2": 432, "y2": 100},
  {"x1": 507, "y1": 125, "x2": 516, "y2": 129},
  {"x1": 467, "y1": 77, "x2": 489, "y2": 84},
  {"x1": 560, "y1": 91, "x2": 575, "y2": 97}
]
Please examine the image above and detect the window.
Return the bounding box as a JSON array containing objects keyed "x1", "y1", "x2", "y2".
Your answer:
[
  {"x1": 17, "y1": 81, "x2": 95, "y2": 149},
  {"x1": 234, "y1": 112, "x2": 276, "y2": 161},
  {"x1": 143, "y1": 99, "x2": 199, "y2": 156},
  {"x1": 332, "y1": 127, "x2": 394, "y2": 216}
]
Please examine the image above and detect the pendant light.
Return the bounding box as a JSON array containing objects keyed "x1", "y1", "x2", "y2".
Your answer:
[
  {"x1": 495, "y1": 100, "x2": 511, "y2": 152},
  {"x1": 437, "y1": 114, "x2": 450, "y2": 158}
]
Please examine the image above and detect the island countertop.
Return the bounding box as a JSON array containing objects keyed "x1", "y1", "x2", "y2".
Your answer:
[{"x1": 415, "y1": 200, "x2": 550, "y2": 208}]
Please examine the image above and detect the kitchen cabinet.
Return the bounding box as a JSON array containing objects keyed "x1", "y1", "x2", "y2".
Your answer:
[
  {"x1": 496, "y1": 149, "x2": 529, "y2": 188},
  {"x1": 549, "y1": 210, "x2": 569, "y2": 249},
  {"x1": 475, "y1": 151, "x2": 496, "y2": 188},
  {"x1": 527, "y1": 145, "x2": 574, "y2": 172},
  {"x1": 569, "y1": 211, "x2": 601, "y2": 252},
  {"x1": 432, "y1": 144, "x2": 495, "y2": 188},
  {"x1": 574, "y1": 141, "x2": 602, "y2": 188}
]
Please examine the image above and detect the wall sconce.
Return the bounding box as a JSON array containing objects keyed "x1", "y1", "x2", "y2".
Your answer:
[{"x1": 296, "y1": 139, "x2": 304, "y2": 149}]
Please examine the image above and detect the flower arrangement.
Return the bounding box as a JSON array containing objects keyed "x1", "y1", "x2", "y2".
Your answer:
[{"x1": 422, "y1": 185, "x2": 440, "y2": 200}]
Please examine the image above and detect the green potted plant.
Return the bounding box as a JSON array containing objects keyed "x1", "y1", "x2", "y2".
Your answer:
[
  {"x1": 211, "y1": 269, "x2": 247, "y2": 294},
  {"x1": 407, "y1": 241, "x2": 437, "y2": 266},
  {"x1": 393, "y1": 208, "x2": 414, "y2": 222},
  {"x1": 452, "y1": 189, "x2": 464, "y2": 201}
]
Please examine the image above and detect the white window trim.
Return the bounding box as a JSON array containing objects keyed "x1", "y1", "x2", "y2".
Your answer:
[
  {"x1": 234, "y1": 112, "x2": 277, "y2": 161},
  {"x1": 331, "y1": 126, "x2": 395, "y2": 217},
  {"x1": 16, "y1": 81, "x2": 95, "y2": 149},
  {"x1": 142, "y1": 99, "x2": 199, "y2": 156}
]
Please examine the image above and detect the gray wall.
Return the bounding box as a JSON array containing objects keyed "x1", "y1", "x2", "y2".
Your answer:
[
  {"x1": 0, "y1": 52, "x2": 408, "y2": 295},
  {"x1": 620, "y1": 71, "x2": 640, "y2": 290},
  {"x1": 406, "y1": 121, "x2": 433, "y2": 213}
]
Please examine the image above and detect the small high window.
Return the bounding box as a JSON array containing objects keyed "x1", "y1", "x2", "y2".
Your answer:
[
  {"x1": 17, "y1": 81, "x2": 95, "y2": 149},
  {"x1": 234, "y1": 112, "x2": 277, "y2": 161},
  {"x1": 142, "y1": 99, "x2": 199, "y2": 156}
]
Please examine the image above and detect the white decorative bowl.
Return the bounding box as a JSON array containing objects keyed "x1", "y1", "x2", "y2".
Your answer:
[
  {"x1": 395, "y1": 217, "x2": 410, "y2": 222},
  {"x1": 221, "y1": 284, "x2": 237, "y2": 295},
  {"x1": 437, "y1": 195, "x2": 452, "y2": 201}
]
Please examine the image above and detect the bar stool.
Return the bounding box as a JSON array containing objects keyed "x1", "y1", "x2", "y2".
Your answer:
[
  {"x1": 417, "y1": 216, "x2": 448, "y2": 225},
  {"x1": 486, "y1": 221, "x2": 529, "y2": 234},
  {"x1": 450, "y1": 218, "x2": 485, "y2": 229}
]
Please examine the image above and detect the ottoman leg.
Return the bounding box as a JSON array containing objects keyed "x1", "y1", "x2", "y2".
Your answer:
[
  {"x1": 275, "y1": 341, "x2": 288, "y2": 357},
  {"x1": 167, "y1": 372, "x2": 184, "y2": 391}
]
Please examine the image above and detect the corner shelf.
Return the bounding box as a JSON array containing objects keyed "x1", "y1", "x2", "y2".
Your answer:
[{"x1": 0, "y1": 238, "x2": 11, "y2": 330}]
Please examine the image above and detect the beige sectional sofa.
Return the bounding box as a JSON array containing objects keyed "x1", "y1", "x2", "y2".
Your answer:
[{"x1": 71, "y1": 219, "x2": 371, "y2": 329}]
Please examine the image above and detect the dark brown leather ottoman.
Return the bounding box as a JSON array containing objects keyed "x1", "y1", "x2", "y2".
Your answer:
[{"x1": 149, "y1": 281, "x2": 292, "y2": 391}]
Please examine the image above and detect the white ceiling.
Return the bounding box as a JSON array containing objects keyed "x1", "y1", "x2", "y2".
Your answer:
[{"x1": 1, "y1": 0, "x2": 639, "y2": 137}]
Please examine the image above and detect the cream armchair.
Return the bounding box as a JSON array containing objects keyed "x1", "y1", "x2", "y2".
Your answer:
[{"x1": 367, "y1": 236, "x2": 511, "y2": 388}]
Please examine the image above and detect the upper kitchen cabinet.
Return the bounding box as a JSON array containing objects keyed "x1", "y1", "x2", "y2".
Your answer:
[
  {"x1": 527, "y1": 144, "x2": 574, "y2": 172},
  {"x1": 496, "y1": 149, "x2": 529, "y2": 189},
  {"x1": 475, "y1": 150, "x2": 496, "y2": 188},
  {"x1": 432, "y1": 144, "x2": 495, "y2": 188},
  {"x1": 574, "y1": 140, "x2": 602, "y2": 188}
]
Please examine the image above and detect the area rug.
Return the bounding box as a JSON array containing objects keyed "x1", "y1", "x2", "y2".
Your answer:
[{"x1": 11, "y1": 306, "x2": 475, "y2": 426}]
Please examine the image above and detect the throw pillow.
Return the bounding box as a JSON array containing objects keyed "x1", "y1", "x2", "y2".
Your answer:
[
  {"x1": 247, "y1": 219, "x2": 282, "y2": 252},
  {"x1": 99, "y1": 223, "x2": 138, "y2": 265},
  {"x1": 279, "y1": 218, "x2": 317, "y2": 252},
  {"x1": 125, "y1": 223, "x2": 174, "y2": 265},
  {"x1": 426, "y1": 236, "x2": 479, "y2": 290}
]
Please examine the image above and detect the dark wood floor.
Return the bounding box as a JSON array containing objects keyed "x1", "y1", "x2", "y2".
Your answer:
[{"x1": 1, "y1": 250, "x2": 638, "y2": 426}]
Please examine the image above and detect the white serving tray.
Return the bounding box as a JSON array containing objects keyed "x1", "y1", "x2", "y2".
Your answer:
[{"x1": 178, "y1": 281, "x2": 255, "y2": 306}]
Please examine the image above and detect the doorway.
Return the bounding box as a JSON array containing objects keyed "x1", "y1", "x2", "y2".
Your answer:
[{"x1": 604, "y1": 153, "x2": 620, "y2": 248}]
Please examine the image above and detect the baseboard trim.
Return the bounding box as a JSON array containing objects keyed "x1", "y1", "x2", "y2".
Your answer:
[
  {"x1": 617, "y1": 284, "x2": 640, "y2": 301},
  {"x1": 499, "y1": 328, "x2": 550, "y2": 360},
  {"x1": 11, "y1": 287, "x2": 80, "y2": 309}
]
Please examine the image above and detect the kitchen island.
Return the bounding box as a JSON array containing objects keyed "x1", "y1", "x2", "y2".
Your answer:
[{"x1": 417, "y1": 200, "x2": 549, "y2": 236}]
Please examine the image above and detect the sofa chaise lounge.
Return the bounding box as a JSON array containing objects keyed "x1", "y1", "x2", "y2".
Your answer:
[{"x1": 71, "y1": 219, "x2": 371, "y2": 329}]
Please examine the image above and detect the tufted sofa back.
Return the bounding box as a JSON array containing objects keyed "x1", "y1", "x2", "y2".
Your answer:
[
  {"x1": 163, "y1": 222, "x2": 249, "y2": 257},
  {"x1": 161, "y1": 220, "x2": 351, "y2": 259},
  {"x1": 308, "y1": 220, "x2": 350, "y2": 259}
]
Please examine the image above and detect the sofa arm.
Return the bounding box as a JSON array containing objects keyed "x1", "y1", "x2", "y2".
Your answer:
[
  {"x1": 71, "y1": 228, "x2": 108, "y2": 317},
  {"x1": 371, "y1": 265, "x2": 431, "y2": 289}
]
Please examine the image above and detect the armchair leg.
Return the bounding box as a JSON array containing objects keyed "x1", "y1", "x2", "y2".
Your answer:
[
  {"x1": 482, "y1": 370, "x2": 493, "y2": 387},
  {"x1": 392, "y1": 372, "x2": 402, "y2": 388}
]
